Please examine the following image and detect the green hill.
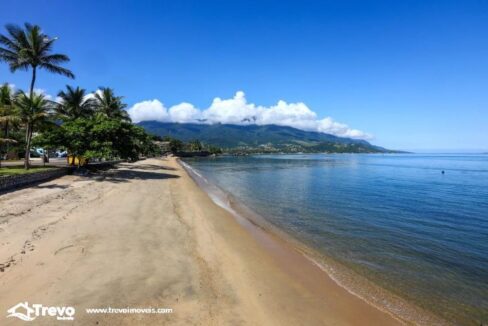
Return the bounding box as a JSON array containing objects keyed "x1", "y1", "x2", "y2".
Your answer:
[{"x1": 138, "y1": 121, "x2": 395, "y2": 153}]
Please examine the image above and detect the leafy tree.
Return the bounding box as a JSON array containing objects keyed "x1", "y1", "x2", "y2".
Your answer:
[
  {"x1": 34, "y1": 117, "x2": 93, "y2": 166},
  {"x1": 127, "y1": 125, "x2": 160, "y2": 158},
  {"x1": 56, "y1": 85, "x2": 95, "y2": 121},
  {"x1": 152, "y1": 134, "x2": 164, "y2": 141},
  {"x1": 0, "y1": 23, "x2": 74, "y2": 96},
  {"x1": 94, "y1": 87, "x2": 130, "y2": 121},
  {"x1": 169, "y1": 138, "x2": 183, "y2": 152},
  {"x1": 35, "y1": 114, "x2": 159, "y2": 164},
  {"x1": 207, "y1": 145, "x2": 222, "y2": 155},
  {"x1": 14, "y1": 91, "x2": 53, "y2": 169},
  {"x1": 188, "y1": 139, "x2": 203, "y2": 151}
]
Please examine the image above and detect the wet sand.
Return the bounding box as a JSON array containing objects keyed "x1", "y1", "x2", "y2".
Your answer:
[{"x1": 1, "y1": 157, "x2": 402, "y2": 325}]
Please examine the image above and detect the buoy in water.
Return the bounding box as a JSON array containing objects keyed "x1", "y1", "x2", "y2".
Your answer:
[{"x1": 441, "y1": 170, "x2": 445, "y2": 174}]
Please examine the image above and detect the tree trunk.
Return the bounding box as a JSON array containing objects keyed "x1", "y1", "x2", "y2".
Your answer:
[
  {"x1": 25, "y1": 66, "x2": 37, "y2": 170},
  {"x1": 30, "y1": 67, "x2": 37, "y2": 97},
  {"x1": 0, "y1": 120, "x2": 7, "y2": 168},
  {"x1": 24, "y1": 124, "x2": 32, "y2": 170},
  {"x1": 5, "y1": 120, "x2": 9, "y2": 154}
]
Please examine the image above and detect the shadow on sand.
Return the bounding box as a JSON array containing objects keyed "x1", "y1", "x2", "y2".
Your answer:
[
  {"x1": 0, "y1": 163, "x2": 179, "y2": 196},
  {"x1": 121, "y1": 163, "x2": 177, "y2": 171},
  {"x1": 85, "y1": 166, "x2": 180, "y2": 184},
  {"x1": 34, "y1": 184, "x2": 70, "y2": 190}
]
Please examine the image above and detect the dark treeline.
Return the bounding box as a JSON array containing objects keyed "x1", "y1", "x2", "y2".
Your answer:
[{"x1": 153, "y1": 135, "x2": 222, "y2": 155}]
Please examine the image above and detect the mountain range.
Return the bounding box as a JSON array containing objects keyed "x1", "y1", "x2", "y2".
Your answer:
[{"x1": 138, "y1": 121, "x2": 396, "y2": 153}]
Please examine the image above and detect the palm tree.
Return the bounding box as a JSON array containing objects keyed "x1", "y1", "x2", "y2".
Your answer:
[
  {"x1": 14, "y1": 91, "x2": 53, "y2": 169},
  {"x1": 94, "y1": 87, "x2": 131, "y2": 121},
  {"x1": 0, "y1": 23, "x2": 74, "y2": 96},
  {"x1": 0, "y1": 83, "x2": 18, "y2": 167},
  {"x1": 56, "y1": 85, "x2": 95, "y2": 121}
]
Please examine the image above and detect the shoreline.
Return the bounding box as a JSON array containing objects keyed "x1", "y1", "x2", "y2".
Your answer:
[
  {"x1": 0, "y1": 157, "x2": 432, "y2": 324},
  {"x1": 180, "y1": 158, "x2": 450, "y2": 326}
]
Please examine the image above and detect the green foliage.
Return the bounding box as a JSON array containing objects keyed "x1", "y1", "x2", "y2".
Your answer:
[
  {"x1": 14, "y1": 91, "x2": 53, "y2": 126},
  {"x1": 56, "y1": 85, "x2": 95, "y2": 121},
  {"x1": 207, "y1": 145, "x2": 222, "y2": 155},
  {"x1": 15, "y1": 91, "x2": 54, "y2": 168},
  {"x1": 0, "y1": 83, "x2": 19, "y2": 162},
  {"x1": 169, "y1": 138, "x2": 183, "y2": 152},
  {"x1": 94, "y1": 87, "x2": 130, "y2": 121},
  {"x1": 188, "y1": 139, "x2": 203, "y2": 151},
  {"x1": 35, "y1": 114, "x2": 159, "y2": 162}
]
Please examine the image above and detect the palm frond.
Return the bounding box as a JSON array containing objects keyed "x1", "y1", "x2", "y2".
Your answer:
[
  {"x1": 0, "y1": 34, "x2": 21, "y2": 51},
  {"x1": 0, "y1": 23, "x2": 74, "y2": 79},
  {"x1": 0, "y1": 47, "x2": 17, "y2": 59},
  {"x1": 43, "y1": 53, "x2": 70, "y2": 65},
  {"x1": 5, "y1": 24, "x2": 29, "y2": 48},
  {"x1": 39, "y1": 62, "x2": 75, "y2": 78}
]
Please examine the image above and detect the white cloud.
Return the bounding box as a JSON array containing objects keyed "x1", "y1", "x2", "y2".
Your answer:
[
  {"x1": 129, "y1": 99, "x2": 168, "y2": 122},
  {"x1": 169, "y1": 102, "x2": 200, "y2": 123},
  {"x1": 202, "y1": 91, "x2": 257, "y2": 124},
  {"x1": 33, "y1": 88, "x2": 53, "y2": 100},
  {"x1": 127, "y1": 91, "x2": 372, "y2": 140}
]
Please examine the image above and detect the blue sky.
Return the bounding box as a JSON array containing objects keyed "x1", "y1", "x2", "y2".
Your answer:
[{"x1": 1, "y1": 0, "x2": 487, "y2": 151}]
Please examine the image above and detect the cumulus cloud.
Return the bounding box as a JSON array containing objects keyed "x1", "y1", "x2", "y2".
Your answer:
[
  {"x1": 127, "y1": 99, "x2": 168, "y2": 122},
  {"x1": 82, "y1": 89, "x2": 103, "y2": 102},
  {"x1": 128, "y1": 91, "x2": 372, "y2": 139},
  {"x1": 33, "y1": 88, "x2": 53, "y2": 100},
  {"x1": 169, "y1": 102, "x2": 200, "y2": 123}
]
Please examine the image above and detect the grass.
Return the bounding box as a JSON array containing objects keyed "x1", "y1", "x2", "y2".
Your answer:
[{"x1": 0, "y1": 166, "x2": 57, "y2": 176}]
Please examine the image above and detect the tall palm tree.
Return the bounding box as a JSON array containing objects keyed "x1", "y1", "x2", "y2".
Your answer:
[
  {"x1": 0, "y1": 23, "x2": 74, "y2": 96},
  {"x1": 56, "y1": 85, "x2": 95, "y2": 121},
  {"x1": 14, "y1": 91, "x2": 53, "y2": 169},
  {"x1": 94, "y1": 87, "x2": 131, "y2": 121},
  {"x1": 0, "y1": 83, "x2": 18, "y2": 166}
]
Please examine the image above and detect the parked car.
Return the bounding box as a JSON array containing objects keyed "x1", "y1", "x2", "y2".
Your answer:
[
  {"x1": 56, "y1": 150, "x2": 68, "y2": 158},
  {"x1": 30, "y1": 149, "x2": 41, "y2": 158},
  {"x1": 34, "y1": 148, "x2": 44, "y2": 156}
]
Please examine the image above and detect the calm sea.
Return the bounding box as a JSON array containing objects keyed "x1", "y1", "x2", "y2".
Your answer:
[{"x1": 183, "y1": 154, "x2": 488, "y2": 325}]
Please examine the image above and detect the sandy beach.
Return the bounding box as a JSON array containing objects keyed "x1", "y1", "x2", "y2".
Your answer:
[{"x1": 0, "y1": 157, "x2": 402, "y2": 325}]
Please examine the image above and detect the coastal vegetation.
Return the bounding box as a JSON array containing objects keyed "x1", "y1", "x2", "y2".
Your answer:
[
  {"x1": 138, "y1": 121, "x2": 395, "y2": 154},
  {"x1": 0, "y1": 23, "x2": 160, "y2": 169},
  {"x1": 155, "y1": 135, "x2": 222, "y2": 155}
]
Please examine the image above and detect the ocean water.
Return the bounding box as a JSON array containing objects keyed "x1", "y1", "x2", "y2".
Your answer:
[{"x1": 183, "y1": 154, "x2": 488, "y2": 325}]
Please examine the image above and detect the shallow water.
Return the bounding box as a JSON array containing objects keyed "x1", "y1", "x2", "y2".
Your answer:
[{"x1": 183, "y1": 154, "x2": 488, "y2": 325}]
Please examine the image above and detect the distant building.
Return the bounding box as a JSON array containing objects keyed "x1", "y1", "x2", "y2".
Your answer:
[{"x1": 153, "y1": 141, "x2": 171, "y2": 153}]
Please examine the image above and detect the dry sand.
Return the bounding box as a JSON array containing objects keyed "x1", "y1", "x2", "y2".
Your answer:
[{"x1": 0, "y1": 158, "x2": 402, "y2": 325}]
